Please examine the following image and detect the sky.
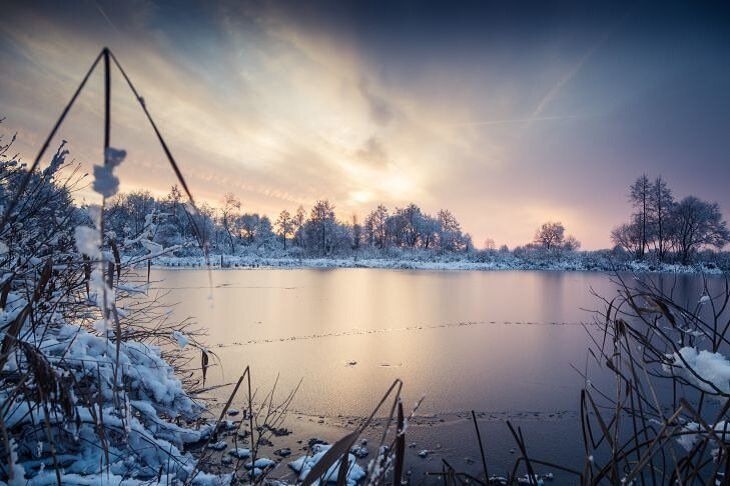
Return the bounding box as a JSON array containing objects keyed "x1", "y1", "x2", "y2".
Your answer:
[{"x1": 1, "y1": 1, "x2": 729, "y2": 249}]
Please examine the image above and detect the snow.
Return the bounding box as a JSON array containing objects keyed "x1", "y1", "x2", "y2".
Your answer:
[
  {"x1": 141, "y1": 238, "x2": 164, "y2": 255},
  {"x1": 228, "y1": 448, "x2": 251, "y2": 459},
  {"x1": 1, "y1": 291, "x2": 220, "y2": 483},
  {"x1": 350, "y1": 445, "x2": 368, "y2": 458},
  {"x1": 245, "y1": 458, "x2": 276, "y2": 469},
  {"x1": 74, "y1": 225, "x2": 101, "y2": 259},
  {"x1": 676, "y1": 422, "x2": 702, "y2": 451},
  {"x1": 92, "y1": 147, "x2": 126, "y2": 197},
  {"x1": 665, "y1": 347, "x2": 730, "y2": 397},
  {"x1": 145, "y1": 253, "x2": 725, "y2": 274},
  {"x1": 0, "y1": 136, "x2": 232, "y2": 485},
  {"x1": 8, "y1": 438, "x2": 26, "y2": 486},
  {"x1": 173, "y1": 330, "x2": 189, "y2": 348},
  {"x1": 289, "y1": 444, "x2": 366, "y2": 486},
  {"x1": 676, "y1": 421, "x2": 730, "y2": 452},
  {"x1": 208, "y1": 441, "x2": 228, "y2": 451}
]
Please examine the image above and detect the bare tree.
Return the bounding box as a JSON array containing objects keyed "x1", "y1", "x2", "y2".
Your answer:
[
  {"x1": 629, "y1": 174, "x2": 651, "y2": 258},
  {"x1": 534, "y1": 221, "x2": 565, "y2": 250},
  {"x1": 671, "y1": 196, "x2": 729, "y2": 264},
  {"x1": 563, "y1": 234, "x2": 581, "y2": 251},
  {"x1": 648, "y1": 176, "x2": 675, "y2": 261},
  {"x1": 610, "y1": 221, "x2": 643, "y2": 256}
]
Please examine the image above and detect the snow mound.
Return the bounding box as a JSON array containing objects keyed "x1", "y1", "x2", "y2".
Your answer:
[
  {"x1": 1, "y1": 293, "x2": 219, "y2": 483},
  {"x1": 676, "y1": 421, "x2": 730, "y2": 451},
  {"x1": 665, "y1": 347, "x2": 730, "y2": 397},
  {"x1": 245, "y1": 457, "x2": 276, "y2": 469},
  {"x1": 229, "y1": 448, "x2": 251, "y2": 459},
  {"x1": 289, "y1": 444, "x2": 365, "y2": 486}
]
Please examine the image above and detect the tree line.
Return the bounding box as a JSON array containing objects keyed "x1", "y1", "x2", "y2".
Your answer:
[
  {"x1": 611, "y1": 175, "x2": 729, "y2": 264},
  {"x1": 104, "y1": 188, "x2": 473, "y2": 256},
  {"x1": 103, "y1": 176, "x2": 728, "y2": 264}
]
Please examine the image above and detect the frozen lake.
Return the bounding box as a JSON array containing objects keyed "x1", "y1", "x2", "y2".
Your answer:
[{"x1": 152, "y1": 268, "x2": 718, "y2": 480}]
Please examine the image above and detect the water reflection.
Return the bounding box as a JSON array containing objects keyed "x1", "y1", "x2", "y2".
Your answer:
[{"x1": 154, "y1": 268, "x2": 722, "y2": 418}]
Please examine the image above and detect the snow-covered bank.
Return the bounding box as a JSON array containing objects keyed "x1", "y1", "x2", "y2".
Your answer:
[
  {"x1": 0, "y1": 137, "x2": 232, "y2": 484},
  {"x1": 1, "y1": 297, "x2": 224, "y2": 484},
  {"x1": 144, "y1": 254, "x2": 726, "y2": 274}
]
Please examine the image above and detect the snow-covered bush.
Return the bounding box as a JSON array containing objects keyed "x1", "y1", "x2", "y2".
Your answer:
[{"x1": 0, "y1": 131, "x2": 221, "y2": 484}]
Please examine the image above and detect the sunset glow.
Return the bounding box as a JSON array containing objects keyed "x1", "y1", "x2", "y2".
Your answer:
[{"x1": 1, "y1": 1, "x2": 729, "y2": 249}]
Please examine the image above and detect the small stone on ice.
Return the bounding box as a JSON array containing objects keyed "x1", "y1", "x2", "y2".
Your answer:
[
  {"x1": 418, "y1": 450, "x2": 429, "y2": 458},
  {"x1": 350, "y1": 445, "x2": 368, "y2": 458},
  {"x1": 274, "y1": 448, "x2": 292, "y2": 457}
]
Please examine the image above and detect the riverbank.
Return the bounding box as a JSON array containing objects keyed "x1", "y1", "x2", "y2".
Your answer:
[{"x1": 142, "y1": 254, "x2": 726, "y2": 274}]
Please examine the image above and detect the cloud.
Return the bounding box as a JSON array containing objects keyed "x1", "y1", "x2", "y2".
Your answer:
[
  {"x1": 2, "y1": 0, "x2": 728, "y2": 250},
  {"x1": 355, "y1": 136, "x2": 388, "y2": 167},
  {"x1": 358, "y1": 78, "x2": 394, "y2": 126},
  {"x1": 528, "y1": 7, "x2": 631, "y2": 123}
]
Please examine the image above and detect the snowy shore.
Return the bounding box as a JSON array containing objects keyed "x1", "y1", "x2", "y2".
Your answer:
[{"x1": 144, "y1": 254, "x2": 726, "y2": 274}]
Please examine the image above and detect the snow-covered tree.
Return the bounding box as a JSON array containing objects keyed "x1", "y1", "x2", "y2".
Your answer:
[
  {"x1": 219, "y1": 192, "x2": 241, "y2": 253},
  {"x1": 352, "y1": 214, "x2": 362, "y2": 251},
  {"x1": 275, "y1": 209, "x2": 294, "y2": 248},
  {"x1": 364, "y1": 205, "x2": 388, "y2": 248},
  {"x1": 303, "y1": 200, "x2": 338, "y2": 255},
  {"x1": 437, "y1": 209, "x2": 468, "y2": 252},
  {"x1": 293, "y1": 205, "x2": 306, "y2": 247}
]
